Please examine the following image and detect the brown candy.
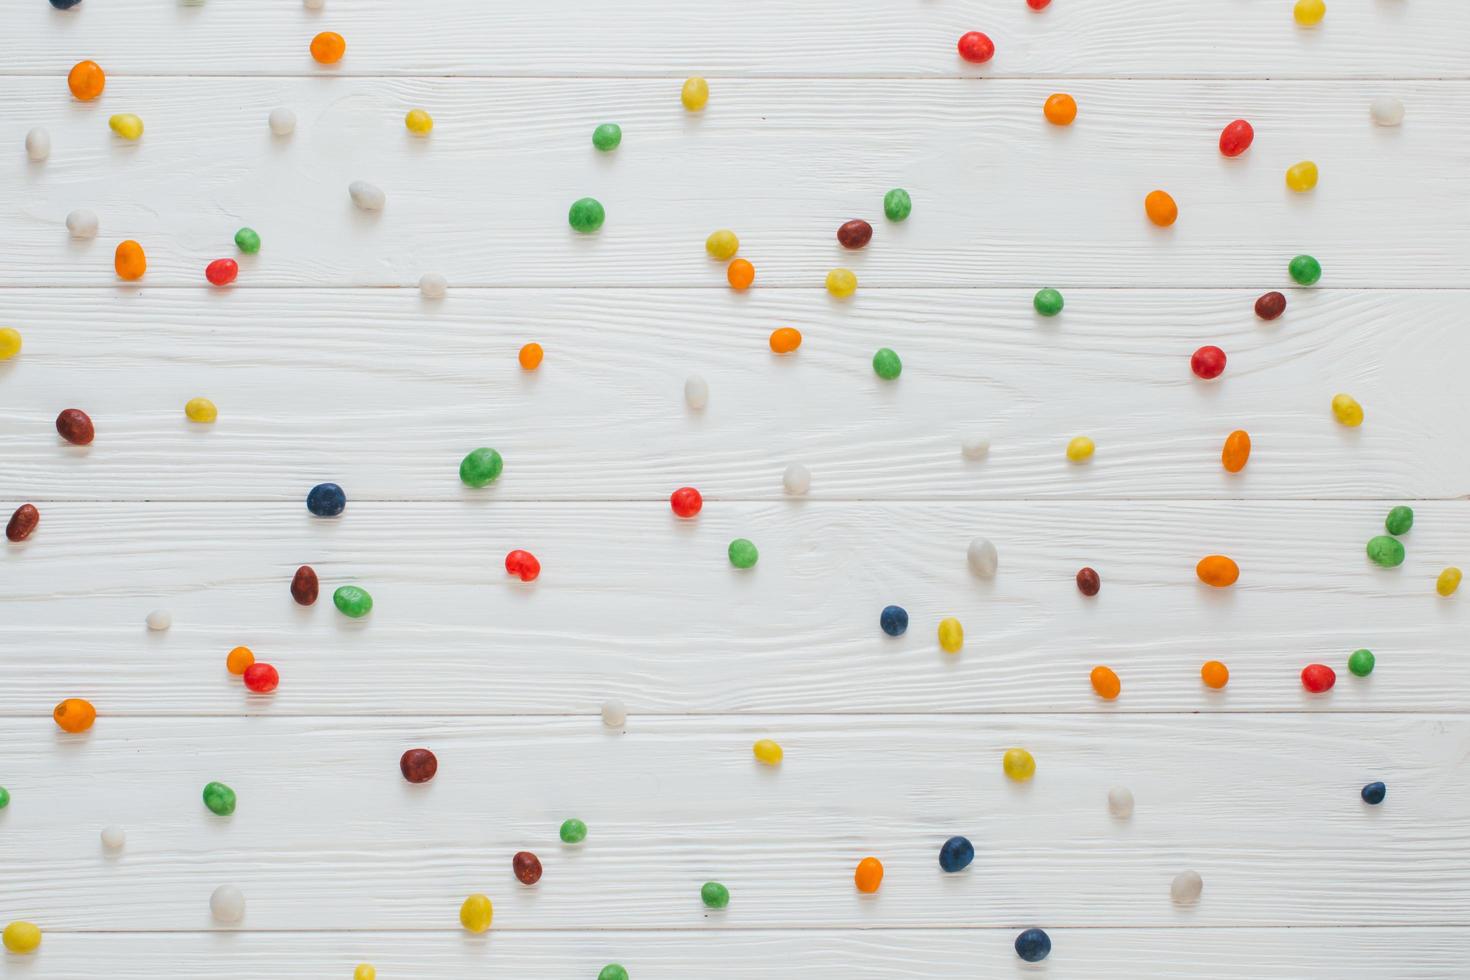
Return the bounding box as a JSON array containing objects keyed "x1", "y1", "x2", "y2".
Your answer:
[
  {"x1": 291, "y1": 565, "x2": 319, "y2": 606},
  {"x1": 1254, "y1": 291, "x2": 1286, "y2": 321},
  {"x1": 1076, "y1": 566, "x2": 1100, "y2": 596},
  {"x1": 55, "y1": 408, "x2": 95, "y2": 446},
  {"x1": 512, "y1": 850, "x2": 543, "y2": 885},
  {"x1": 399, "y1": 748, "x2": 438, "y2": 784},
  {"x1": 6, "y1": 503, "x2": 39, "y2": 542},
  {"x1": 836, "y1": 219, "x2": 873, "y2": 250}
]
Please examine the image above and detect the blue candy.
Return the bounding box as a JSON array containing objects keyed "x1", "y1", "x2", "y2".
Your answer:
[
  {"x1": 879, "y1": 605, "x2": 909, "y2": 636},
  {"x1": 306, "y1": 482, "x2": 347, "y2": 518},
  {"x1": 1014, "y1": 928, "x2": 1052, "y2": 962},
  {"x1": 938, "y1": 835, "x2": 973, "y2": 873},
  {"x1": 50, "y1": 0, "x2": 84, "y2": 7},
  {"x1": 1361, "y1": 781, "x2": 1386, "y2": 805}
]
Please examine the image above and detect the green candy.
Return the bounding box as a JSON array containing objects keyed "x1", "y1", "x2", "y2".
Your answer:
[
  {"x1": 568, "y1": 197, "x2": 606, "y2": 233},
  {"x1": 598, "y1": 966, "x2": 629, "y2": 980},
  {"x1": 883, "y1": 188, "x2": 912, "y2": 222},
  {"x1": 459, "y1": 447, "x2": 504, "y2": 488},
  {"x1": 1348, "y1": 648, "x2": 1376, "y2": 677},
  {"x1": 234, "y1": 227, "x2": 261, "y2": 254},
  {"x1": 700, "y1": 881, "x2": 730, "y2": 909},
  {"x1": 560, "y1": 818, "x2": 588, "y2": 844},
  {"x1": 872, "y1": 347, "x2": 902, "y2": 380},
  {"x1": 1288, "y1": 254, "x2": 1321, "y2": 286},
  {"x1": 0, "y1": 786, "x2": 10, "y2": 810},
  {"x1": 1366, "y1": 535, "x2": 1405, "y2": 568},
  {"x1": 592, "y1": 123, "x2": 622, "y2": 151},
  {"x1": 333, "y1": 585, "x2": 374, "y2": 618},
  {"x1": 1385, "y1": 505, "x2": 1414, "y2": 536},
  {"x1": 202, "y1": 781, "x2": 236, "y2": 816},
  {"x1": 728, "y1": 538, "x2": 759, "y2": 569},
  {"x1": 1033, "y1": 288, "x2": 1064, "y2": 317}
]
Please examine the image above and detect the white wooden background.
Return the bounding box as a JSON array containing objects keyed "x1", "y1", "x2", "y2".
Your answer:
[{"x1": 3, "y1": 1, "x2": 1468, "y2": 977}]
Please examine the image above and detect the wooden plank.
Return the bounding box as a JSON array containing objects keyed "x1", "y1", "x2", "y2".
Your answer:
[
  {"x1": 3, "y1": 78, "x2": 1464, "y2": 287},
  {"x1": 8, "y1": 0, "x2": 1468, "y2": 78},
  {"x1": 2, "y1": 501, "x2": 1464, "y2": 715},
  {"x1": 2, "y1": 714, "x2": 1464, "y2": 929},
  {"x1": 2, "y1": 288, "x2": 1465, "y2": 502}
]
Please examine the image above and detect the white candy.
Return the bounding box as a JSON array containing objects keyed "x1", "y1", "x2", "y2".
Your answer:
[
  {"x1": 1370, "y1": 96, "x2": 1404, "y2": 127},
  {"x1": 145, "y1": 609, "x2": 172, "y2": 631},
  {"x1": 25, "y1": 127, "x2": 51, "y2": 162},
  {"x1": 268, "y1": 107, "x2": 297, "y2": 136},
  {"x1": 100, "y1": 825, "x2": 126, "y2": 851},
  {"x1": 966, "y1": 537, "x2": 998, "y2": 578},
  {"x1": 419, "y1": 273, "x2": 447, "y2": 299},
  {"x1": 960, "y1": 435, "x2": 990, "y2": 461},
  {"x1": 1107, "y1": 786, "x2": 1134, "y2": 819},
  {"x1": 66, "y1": 208, "x2": 99, "y2": 239},
  {"x1": 782, "y1": 463, "x2": 811, "y2": 496},
  {"x1": 684, "y1": 375, "x2": 708, "y2": 411},
  {"x1": 349, "y1": 180, "x2": 385, "y2": 211},
  {"x1": 210, "y1": 884, "x2": 246, "y2": 924},
  {"x1": 1170, "y1": 870, "x2": 1203, "y2": 904},
  {"x1": 600, "y1": 700, "x2": 627, "y2": 728},
  {"x1": 304, "y1": 0, "x2": 325, "y2": 8}
]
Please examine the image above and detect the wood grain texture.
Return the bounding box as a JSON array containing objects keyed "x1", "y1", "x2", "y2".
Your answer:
[
  {"x1": 8, "y1": 0, "x2": 1469, "y2": 78},
  {"x1": 17, "y1": 929, "x2": 1470, "y2": 979},
  {"x1": 3, "y1": 501, "x2": 1465, "y2": 715},
  {"x1": 5, "y1": 78, "x2": 1465, "y2": 287}
]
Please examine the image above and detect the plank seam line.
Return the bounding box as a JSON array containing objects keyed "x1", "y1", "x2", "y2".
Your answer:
[
  {"x1": 10, "y1": 497, "x2": 1467, "y2": 504},
  {"x1": 2, "y1": 72, "x2": 1469, "y2": 82},
  {"x1": 33, "y1": 924, "x2": 1470, "y2": 935},
  {"x1": 1, "y1": 711, "x2": 1464, "y2": 719},
  {"x1": 4, "y1": 285, "x2": 1470, "y2": 293}
]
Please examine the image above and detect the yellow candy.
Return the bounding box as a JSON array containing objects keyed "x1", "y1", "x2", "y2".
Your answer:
[
  {"x1": 108, "y1": 113, "x2": 144, "y2": 140},
  {"x1": 1331, "y1": 393, "x2": 1363, "y2": 427},
  {"x1": 185, "y1": 397, "x2": 218, "y2": 423},
  {"x1": 706, "y1": 229, "x2": 739, "y2": 260},
  {"x1": 1002, "y1": 747, "x2": 1035, "y2": 782},
  {"x1": 3, "y1": 921, "x2": 41, "y2": 954},
  {"x1": 937, "y1": 617, "x2": 963, "y2": 654},
  {"x1": 825, "y1": 268, "x2": 857, "y2": 298},
  {"x1": 681, "y1": 77, "x2": 709, "y2": 111},
  {"x1": 752, "y1": 738, "x2": 783, "y2": 765},
  {"x1": 1294, "y1": 0, "x2": 1326, "y2": 26},
  {"x1": 354, "y1": 965, "x2": 376, "y2": 980},
  {"x1": 0, "y1": 327, "x2": 21, "y2": 360},
  {"x1": 1066, "y1": 436, "x2": 1095, "y2": 462},
  {"x1": 1285, "y1": 160, "x2": 1319, "y2": 192},
  {"x1": 1437, "y1": 567, "x2": 1462, "y2": 597},
  {"x1": 459, "y1": 894, "x2": 493, "y2": 933},
  {"x1": 404, "y1": 108, "x2": 433, "y2": 135}
]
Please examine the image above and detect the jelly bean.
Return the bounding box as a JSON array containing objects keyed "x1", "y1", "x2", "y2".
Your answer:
[
  {"x1": 69, "y1": 60, "x2": 106, "y2": 100},
  {"x1": 753, "y1": 739, "x2": 783, "y2": 765},
  {"x1": 769, "y1": 327, "x2": 802, "y2": 354},
  {"x1": 1437, "y1": 567, "x2": 1462, "y2": 597},
  {"x1": 854, "y1": 856, "x2": 884, "y2": 893},
  {"x1": 305, "y1": 0, "x2": 325, "y2": 8},
  {"x1": 601, "y1": 700, "x2": 627, "y2": 727},
  {"x1": 599, "y1": 966, "x2": 629, "y2": 980},
  {"x1": 0, "y1": 786, "x2": 9, "y2": 809},
  {"x1": 349, "y1": 181, "x2": 385, "y2": 211},
  {"x1": 1090, "y1": 665, "x2": 1121, "y2": 700},
  {"x1": 1201, "y1": 660, "x2": 1229, "y2": 689},
  {"x1": 826, "y1": 268, "x2": 857, "y2": 298},
  {"x1": 783, "y1": 462, "x2": 811, "y2": 495},
  {"x1": 0, "y1": 327, "x2": 19, "y2": 360},
  {"x1": 938, "y1": 835, "x2": 974, "y2": 872},
  {"x1": 1348, "y1": 648, "x2": 1375, "y2": 677},
  {"x1": 1285, "y1": 160, "x2": 1318, "y2": 193},
  {"x1": 52, "y1": 0, "x2": 84, "y2": 7},
  {"x1": 1076, "y1": 566, "x2": 1100, "y2": 596},
  {"x1": 205, "y1": 258, "x2": 238, "y2": 286},
  {"x1": 54, "y1": 697, "x2": 96, "y2": 733},
  {"x1": 1289, "y1": 254, "x2": 1321, "y2": 285},
  {"x1": 307, "y1": 482, "x2": 346, "y2": 517},
  {"x1": 1218, "y1": 119, "x2": 1254, "y2": 157},
  {"x1": 880, "y1": 604, "x2": 909, "y2": 636},
  {"x1": 1301, "y1": 663, "x2": 1336, "y2": 693},
  {"x1": 967, "y1": 537, "x2": 998, "y2": 578},
  {"x1": 1196, "y1": 555, "x2": 1238, "y2": 587},
  {"x1": 235, "y1": 227, "x2": 261, "y2": 254},
  {"x1": 185, "y1": 397, "x2": 218, "y2": 423},
  {"x1": 1331, "y1": 393, "x2": 1362, "y2": 427},
  {"x1": 1361, "y1": 781, "x2": 1386, "y2": 805},
  {"x1": 7, "y1": 503, "x2": 40, "y2": 542},
  {"x1": 115, "y1": 240, "x2": 147, "y2": 280},
  {"x1": 705, "y1": 230, "x2": 738, "y2": 260},
  {"x1": 333, "y1": 585, "x2": 373, "y2": 618},
  {"x1": 1370, "y1": 97, "x2": 1404, "y2": 127},
  {"x1": 1003, "y1": 747, "x2": 1035, "y2": 781},
  {"x1": 1255, "y1": 291, "x2": 1286, "y2": 320},
  {"x1": 1144, "y1": 190, "x2": 1178, "y2": 227},
  {"x1": 459, "y1": 894, "x2": 492, "y2": 933},
  {"x1": 670, "y1": 486, "x2": 703, "y2": 518},
  {"x1": 1027, "y1": 0, "x2": 1052, "y2": 7},
  {"x1": 685, "y1": 375, "x2": 709, "y2": 410},
  {"x1": 355, "y1": 966, "x2": 376, "y2": 980},
  {"x1": 1190, "y1": 345, "x2": 1226, "y2": 380},
  {"x1": 1043, "y1": 93, "x2": 1076, "y2": 126},
  {"x1": 1065, "y1": 436, "x2": 1094, "y2": 462},
  {"x1": 3, "y1": 921, "x2": 42, "y2": 954},
  {"x1": 514, "y1": 851, "x2": 543, "y2": 885},
  {"x1": 1366, "y1": 535, "x2": 1404, "y2": 568},
  {"x1": 1108, "y1": 786, "x2": 1135, "y2": 818},
  {"x1": 1014, "y1": 928, "x2": 1052, "y2": 963},
  {"x1": 202, "y1": 781, "x2": 237, "y2": 815},
  {"x1": 145, "y1": 609, "x2": 171, "y2": 631},
  {"x1": 937, "y1": 617, "x2": 963, "y2": 653},
  {"x1": 872, "y1": 348, "x2": 901, "y2": 380},
  {"x1": 268, "y1": 107, "x2": 297, "y2": 136},
  {"x1": 289, "y1": 565, "x2": 319, "y2": 606},
  {"x1": 101, "y1": 825, "x2": 126, "y2": 850},
  {"x1": 62, "y1": 208, "x2": 98, "y2": 241},
  {"x1": 559, "y1": 818, "x2": 588, "y2": 844},
  {"x1": 569, "y1": 197, "x2": 605, "y2": 233},
  {"x1": 519, "y1": 342, "x2": 544, "y2": 369},
  {"x1": 961, "y1": 435, "x2": 991, "y2": 460},
  {"x1": 1293, "y1": 0, "x2": 1325, "y2": 27},
  {"x1": 404, "y1": 108, "x2": 433, "y2": 135},
  {"x1": 1384, "y1": 505, "x2": 1413, "y2": 536},
  {"x1": 957, "y1": 31, "x2": 995, "y2": 64},
  {"x1": 700, "y1": 881, "x2": 730, "y2": 909},
  {"x1": 837, "y1": 219, "x2": 873, "y2": 249},
  {"x1": 226, "y1": 646, "x2": 254, "y2": 675},
  {"x1": 681, "y1": 77, "x2": 709, "y2": 111},
  {"x1": 243, "y1": 662, "x2": 279, "y2": 693},
  {"x1": 1221, "y1": 429, "x2": 1251, "y2": 473},
  {"x1": 420, "y1": 273, "x2": 447, "y2": 299},
  {"x1": 593, "y1": 123, "x2": 622, "y2": 151},
  {"x1": 727, "y1": 259, "x2": 754, "y2": 290},
  {"x1": 400, "y1": 748, "x2": 438, "y2": 783},
  {"x1": 1033, "y1": 287, "x2": 1064, "y2": 317},
  {"x1": 109, "y1": 114, "x2": 144, "y2": 140},
  {"x1": 1171, "y1": 870, "x2": 1203, "y2": 904},
  {"x1": 311, "y1": 31, "x2": 346, "y2": 63},
  {"x1": 505, "y1": 549, "x2": 541, "y2": 582},
  {"x1": 26, "y1": 127, "x2": 50, "y2": 161},
  {"x1": 728, "y1": 538, "x2": 759, "y2": 568},
  {"x1": 883, "y1": 188, "x2": 912, "y2": 222}
]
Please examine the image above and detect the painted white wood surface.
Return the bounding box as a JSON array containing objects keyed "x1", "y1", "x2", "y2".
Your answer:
[{"x1": 4, "y1": 78, "x2": 1464, "y2": 287}]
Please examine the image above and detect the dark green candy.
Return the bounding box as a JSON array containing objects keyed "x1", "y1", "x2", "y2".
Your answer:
[
  {"x1": 883, "y1": 188, "x2": 912, "y2": 222},
  {"x1": 234, "y1": 227, "x2": 261, "y2": 254},
  {"x1": 728, "y1": 538, "x2": 759, "y2": 569},
  {"x1": 872, "y1": 348, "x2": 902, "y2": 380},
  {"x1": 333, "y1": 585, "x2": 374, "y2": 618},
  {"x1": 1033, "y1": 288, "x2": 1064, "y2": 317},
  {"x1": 568, "y1": 197, "x2": 606, "y2": 233},
  {"x1": 1288, "y1": 254, "x2": 1321, "y2": 285},
  {"x1": 1348, "y1": 649, "x2": 1376, "y2": 677},
  {"x1": 592, "y1": 123, "x2": 622, "y2": 151},
  {"x1": 1385, "y1": 506, "x2": 1413, "y2": 536},
  {"x1": 560, "y1": 818, "x2": 588, "y2": 844},
  {"x1": 459, "y1": 447, "x2": 504, "y2": 488},
  {"x1": 1366, "y1": 535, "x2": 1405, "y2": 568},
  {"x1": 700, "y1": 881, "x2": 730, "y2": 909},
  {"x1": 202, "y1": 781, "x2": 236, "y2": 816}
]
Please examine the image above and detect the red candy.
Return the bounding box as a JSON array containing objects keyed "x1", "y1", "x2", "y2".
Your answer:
[
  {"x1": 291, "y1": 565, "x2": 319, "y2": 606},
  {"x1": 1301, "y1": 663, "x2": 1336, "y2": 693},
  {"x1": 7, "y1": 503, "x2": 40, "y2": 542},
  {"x1": 1027, "y1": 0, "x2": 1052, "y2": 8},
  {"x1": 1218, "y1": 119, "x2": 1254, "y2": 158},
  {"x1": 55, "y1": 408, "x2": 95, "y2": 446},
  {"x1": 513, "y1": 851, "x2": 543, "y2": 885},
  {"x1": 957, "y1": 32, "x2": 995, "y2": 64},
  {"x1": 1254, "y1": 291, "x2": 1287, "y2": 321},
  {"x1": 243, "y1": 662, "x2": 279, "y2": 693},
  {"x1": 1191, "y1": 345, "x2": 1227, "y2": 380},
  {"x1": 400, "y1": 748, "x2": 438, "y2": 783},
  {"x1": 505, "y1": 549, "x2": 541, "y2": 582},
  {"x1": 837, "y1": 219, "x2": 873, "y2": 250},
  {"x1": 670, "y1": 486, "x2": 703, "y2": 518},
  {"x1": 205, "y1": 258, "x2": 239, "y2": 287}
]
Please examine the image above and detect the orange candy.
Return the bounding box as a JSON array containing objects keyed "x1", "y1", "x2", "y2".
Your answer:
[
  {"x1": 310, "y1": 31, "x2": 346, "y2": 64},
  {"x1": 727, "y1": 258, "x2": 755, "y2": 291},
  {"x1": 226, "y1": 646, "x2": 256, "y2": 676},
  {"x1": 1221, "y1": 429, "x2": 1251, "y2": 473},
  {"x1": 1144, "y1": 190, "x2": 1178, "y2": 227},
  {"x1": 114, "y1": 240, "x2": 146, "y2": 281},
  {"x1": 1196, "y1": 555, "x2": 1239, "y2": 588},
  {"x1": 68, "y1": 60, "x2": 106, "y2": 101},
  {"x1": 53, "y1": 697, "x2": 97, "y2": 733},
  {"x1": 854, "y1": 856, "x2": 884, "y2": 894},
  {"x1": 769, "y1": 327, "x2": 802, "y2": 354},
  {"x1": 518, "y1": 343, "x2": 544, "y2": 370},
  {"x1": 1090, "y1": 665, "x2": 1121, "y2": 700},
  {"x1": 1043, "y1": 93, "x2": 1077, "y2": 126},
  {"x1": 1201, "y1": 660, "x2": 1230, "y2": 689}
]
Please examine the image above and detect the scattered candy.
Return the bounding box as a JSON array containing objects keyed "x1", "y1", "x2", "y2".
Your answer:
[
  {"x1": 1361, "y1": 781, "x2": 1386, "y2": 805},
  {"x1": 1065, "y1": 436, "x2": 1094, "y2": 462},
  {"x1": 1348, "y1": 648, "x2": 1375, "y2": 677},
  {"x1": 1171, "y1": 870, "x2": 1203, "y2": 904},
  {"x1": 0, "y1": 787, "x2": 8, "y2": 809},
  {"x1": 404, "y1": 108, "x2": 433, "y2": 135},
  {"x1": 593, "y1": 123, "x2": 622, "y2": 151},
  {"x1": 268, "y1": 107, "x2": 297, "y2": 136},
  {"x1": 705, "y1": 230, "x2": 739, "y2": 260},
  {"x1": 3, "y1": 921, "x2": 42, "y2": 954},
  {"x1": 1027, "y1": 0, "x2": 1052, "y2": 7},
  {"x1": 243, "y1": 662, "x2": 279, "y2": 693},
  {"x1": 1108, "y1": 786, "x2": 1135, "y2": 818},
  {"x1": 9, "y1": 505, "x2": 41, "y2": 545},
  {"x1": 419, "y1": 273, "x2": 447, "y2": 299},
  {"x1": 202, "y1": 781, "x2": 237, "y2": 816},
  {"x1": 1076, "y1": 566, "x2": 1100, "y2": 596},
  {"x1": 685, "y1": 375, "x2": 709, "y2": 410},
  {"x1": 938, "y1": 835, "x2": 974, "y2": 872},
  {"x1": 937, "y1": 616, "x2": 963, "y2": 653},
  {"x1": 727, "y1": 258, "x2": 754, "y2": 290},
  {"x1": 354, "y1": 966, "x2": 375, "y2": 980},
  {"x1": 52, "y1": 0, "x2": 84, "y2": 7},
  {"x1": 0, "y1": 327, "x2": 20, "y2": 360},
  {"x1": 1293, "y1": 0, "x2": 1326, "y2": 27},
  {"x1": 1003, "y1": 748, "x2": 1035, "y2": 781},
  {"x1": 185, "y1": 397, "x2": 218, "y2": 423},
  {"x1": 956, "y1": 31, "x2": 995, "y2": 64},
  {"x1": 1218, "y1": 119, "x2": 1254, "y2": 157},
  {"x1": 967, "y1": 537, "x2": 998, "y2": 578},
  {"x1": 883, "y1": 188, "x2": 912, "y2": 222},
  {"x1": 1384, "y1": 505, "x2": 1413, "y2": 536},
  {"x1": 1091, "y1": 665, "x2": 1121, "y2": 700},
  {"x1": 514, "y1": 851, "x2": 543, "y2": 885},
  {"x1": 1144, "y1": 189, "x2": 1178, "y2": 227},
  {"x1": 872, "y1": 348, "x2": 901, "y2": 380},
  {"x1": 505, "y1": 549, "x2": 541, "y2": 582},
  {"x1": 226, "y1": 646, "x2": 254, "y2": 675},
  {"x1": 1366, "y1": 535, "x2": 1405, "y2": 568},
  {"x1": 68, "y1": 59, "x2": 106, "y2": 100},
  {"x1": 880, "y1": 604, "x2": 909, "y2": 636},
  {"x1": 854, "y1": 856, "x2": 884, "y2": 893},
  {"x1": 459, "y1": 894, "x2": 492, "y2": 933},
  {"x1": 100, "y1": 825, "x2": 126, "y2": 851},
  {"x1": 145, "y1": 609, "x2": 172, "y2": 631},
  {"x1": 1190, "y1": 345, "x2": 1226, "y2": 380},
  {"x1": 25, "y1": 127, "x2": 50, "y2": 161},
  {"x1": 1014, "y1": 928, "x2": 1052, "y2": 963},
  {"x1": 235, "y1": 227, "x2": 261, "y2": 254},
  {"x1": 56, "y1": 408, "x2": 94, "y2": 445},
  {"x1": 1254, "y1": 291, "x2": 1286, "y2": 320},
  {"x1": 559, "y1": 818, "x2": 588, "y2": 844},
  {"x1": 1437, "y1": 567, "x2": 1462, "y2": 597},
  {"x1": 769, "y1": 327, "x2": 802, "y2": 354},
  {"x1": 54, "y1": 698, "x2": 96, "y2": 732},
  {"x1": 1285, "y1": 160, "x2": 1319, "y2": 193},
  {"x1": 307, "y1": 482, "x2": 347, "y2": 517},
  {"x1": 1331, "y1": 393, "x2": 1363, "y2": 427},
  {"x1": 753, "y1": 739, "x2": 782, "y2": 765},
  {"x1": 837, "y1": 219, "x2": 873, "y2": 250},
  {"x1": 1043, "y1": 93, "x2": 1076, "y2": 126},
  {"x1": 310, "y1": 31, "x2": 346, "y2": 64},
  {"x1": 782, "y1": 463, "x2": 811, "y2": 495},
  {"x1": 1033, "y1": 287, "x2": 1064, "y2": 317},
  {"x1": 601, "y1": 700, "x2": 627, "y2": 728},
  {"x1": 205, "y1": 258, "x2": 238, "y2": 286},
  {"x1": 1301, "y1": 663, "x2": 1336, "y2": 693},
  {"x1": 961, "y1": 435, "x2": 991, "y2": 460},
  {"x1": 115, "y1": 240, "x2": 147, "y2": 280},
  {"x1": 681, "y1": 77, "x2": 709, "y2": 111},
  {"x1": 400, "y1": 748, "x2": 438, "y2": 783},
  {"x1": 700, "y1": 881, "x2": 730, "y2": 909},
  {"x1": 599, "y1": 966, "x2": 629, "y2": 980},
  {"x1": 1289, "y1": 254, "x2": 1321, "y2": 285},
  {"x1": 1221, "y1": 430, "x2": 1251, "y2": 473},
  {"x1": 569, "y1": 197, "x2": 605, "y2": 233},
  {"x1": 460, "y1": 447, "x2": 504, "y2": 488},
  {"x1": 333, "y1": 585, "x2": 373, "y2": 618},
  {"x1": 66, "y1": 209, "x2": 98, "y2": 239},
  {"x1": 1196, "y1": 555, "x2": 1239, "y2": 587},
  {"x1": 1369, "y1": 97, "x2": 1404, "y2": 127},
  {"x1": 518, "y1": 342, "x2": 544, "y2": 369},
  {"x1": 826, "y1": 268, "x2": 857, "y2": 298},
  {"x1": 728, "y1": 538, "x2": 759, "y2": 569},
  {"x1": 349, "y1": 181, "x2": 385, "y2": 211},
  {"x1": 109, "y1": 114, "x2": 144, "y2": 140},
  {"x1": 670, "y1": 486, "x2": 702, "y2": 518},
  {"x1": 1201, "y1": 660, "x2": 1229, "y2": 689}
]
